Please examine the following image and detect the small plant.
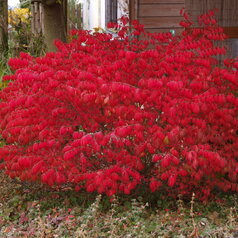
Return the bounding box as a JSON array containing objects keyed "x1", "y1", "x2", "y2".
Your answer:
[{"x1": 0, "y1": 60, "x2": 11, "y2": 90}]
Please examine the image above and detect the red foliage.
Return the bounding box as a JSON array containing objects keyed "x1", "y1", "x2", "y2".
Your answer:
[{"x1": 0, "y1": 12, "x2": 237, "y2": 200}]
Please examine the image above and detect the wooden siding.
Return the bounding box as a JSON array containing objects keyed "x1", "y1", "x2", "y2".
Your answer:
[
  {"x1": 185, "y1": 0, "x2": 238, "y2": 27},
  {"x1": 130, "y1": 0, "x2": 185, "y2": 33},
  {"x1": 129, "y1": 0, "x2": 238, "y2": 59},
  {"x1": 130, "y1": 0, "x2": 238, "y2": 36},
  {"x1": 139, "y1": 17, "x2": 182, "y2": 29},
  {"x1": 185, "y1": 1, "x2": 238, "y2": 39},
  {"x1": 139, "y1": 4, "x2": 184, "y2": 17},
  {"x1": 147, "y1": 28, "x2": 183, "y2": 34},
  {"x1": 185, "y1": 0, "x2": 238, "y2": 58}
]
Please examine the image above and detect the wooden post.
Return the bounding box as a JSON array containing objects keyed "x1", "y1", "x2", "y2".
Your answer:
[
  {"x1": 78, "y1": 3, "x2": 82, "y2": 29},
  {"x1": 40, "y1": 2, "x2": 44, "y2": 34},
  {"x1": 31, "y1": 0, "x2": 43, "y2": 35},
  {"x1": 129, "y1": 0, "x2": 138, "y2": 22},
  {"x1": 42, "y1": 0, "x2": 67, "y2": 51}
]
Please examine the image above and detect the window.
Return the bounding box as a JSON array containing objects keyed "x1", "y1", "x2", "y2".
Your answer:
[{"x1": 105, "y1": 0, "x2": 118, "y2": 25}]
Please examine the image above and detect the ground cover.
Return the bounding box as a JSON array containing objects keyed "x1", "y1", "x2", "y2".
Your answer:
[{"x1": 0, "y1": 171, "x2": 237, "y2": 237}]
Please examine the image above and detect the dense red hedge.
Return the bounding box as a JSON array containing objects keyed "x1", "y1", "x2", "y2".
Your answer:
[{"x1": 0, "y1": 11, "x2": 237, "y2": 200}]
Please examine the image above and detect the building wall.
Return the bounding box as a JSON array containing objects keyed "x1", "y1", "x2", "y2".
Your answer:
[
  {"x1": 130, "y1": 0, "x2": 185, "y2": 35},
  {"x1": 89, "y1": 0, "x2": 100, "y2": 29},
  {"x1": 81, "y1": 0, "x2": 127, "y2": 30},
  {"x1": 185, "y1": 0, "x2": 238, "y2": 58},
  {"x1": 185, "y1": 0, "x2": 238, "y2": 27},
  {"x1": 81, "y1": 0, "x2": 101, "y2": 30},
  {"x1": 130, "y1": 0, "x2": 238, "y2": 57},
  {"x1": 130, "y1": 0, "x2": 238, "y2": 35},
  {"x1": 100, "y1": 0, "x2": 106, "y2": 29}
]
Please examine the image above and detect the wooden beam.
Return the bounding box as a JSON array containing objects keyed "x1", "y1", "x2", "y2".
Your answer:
[
  {"x1": 44, "y1": 0, "x2": 56, "y2": 5},
  {"x1": 129, "y1": 0, "x2": 138, "y2": 21},
  {"x1": 145, "y1": 28, "x2": 183, "y2": 34},
  {"x1": 223, "y1": 27, "x2": 238, "y2": 38},
  {"x1": 139, "y1": 16, "x2": 183, "y2": 28},
  {"x1": 140, "y1": 0, "x2": 184, "y2": 4}
]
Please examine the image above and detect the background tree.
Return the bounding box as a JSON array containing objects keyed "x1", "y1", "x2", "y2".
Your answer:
[{"x1": 0, "y1": 0, "x2": 8, "y2": 57}]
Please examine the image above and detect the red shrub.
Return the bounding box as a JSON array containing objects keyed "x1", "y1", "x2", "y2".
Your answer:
[{"x1": 0, "y1": 12, "x2": 237, "y2": 200}]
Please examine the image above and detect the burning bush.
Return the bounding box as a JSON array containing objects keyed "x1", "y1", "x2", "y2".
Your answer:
[{"x1": 0, "y1": 11, "x2": 237, "y2": 200}]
